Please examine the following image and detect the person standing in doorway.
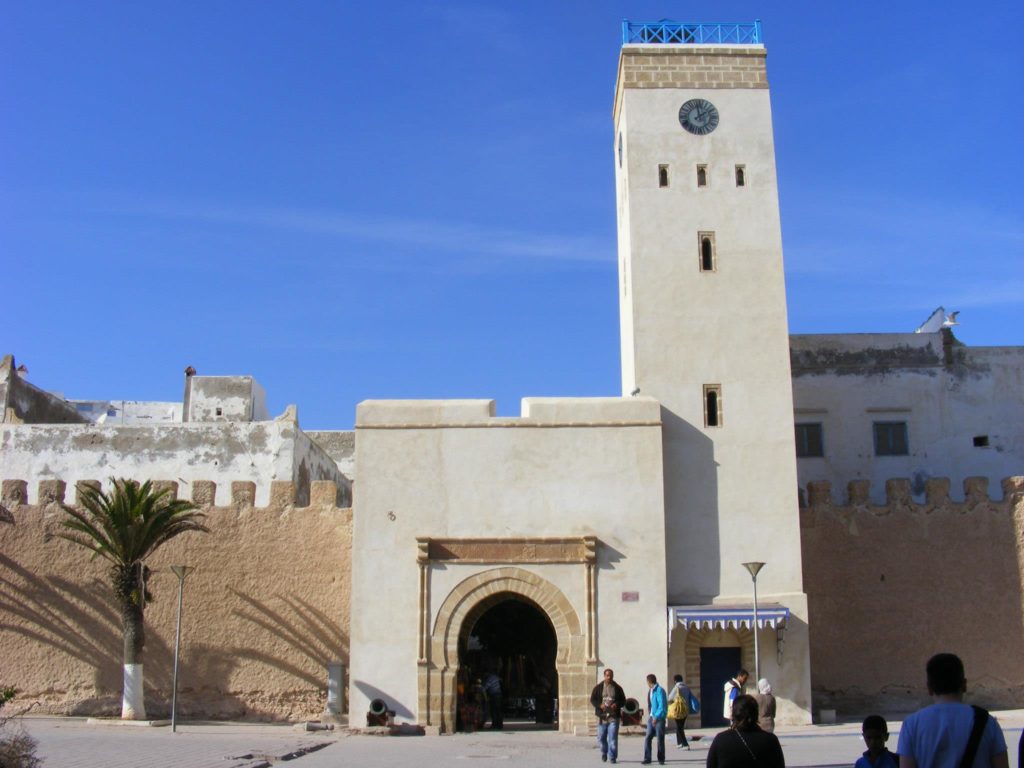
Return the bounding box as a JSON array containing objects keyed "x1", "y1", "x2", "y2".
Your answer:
[
  {"x1": 591, "y1": 668, "x2": 625, "y2": 764},
  {"x1": 668, "y1": 673, "x2": 693, "y2": 749},
  {"x1": 643, "y1": 673, "x2": 668, "y2": 765},
  {"x1": 897, "y1": 653, "x2": 1008, "y2": 768},
  {"x1": 483, "y1": 670, "x2": 503, "y2": 730},
  {"x1": 722, "y1": 669, "x2": 749, "y2": 722}
]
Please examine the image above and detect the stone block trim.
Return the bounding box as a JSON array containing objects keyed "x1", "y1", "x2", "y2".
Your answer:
[
  {"x1": 614, "y1": 46, "x2": 768, "y2": 120},
  {"x1": 418, "y1": 536, "x2": 597, "y2": 564}
]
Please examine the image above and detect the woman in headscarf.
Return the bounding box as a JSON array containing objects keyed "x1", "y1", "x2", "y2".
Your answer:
[
  {"x1": 753, "y1": 678, "x2": 776, "y2": 733},
  {"x1": 706, "y1": 694, "x2": 784, "y2": 768}
]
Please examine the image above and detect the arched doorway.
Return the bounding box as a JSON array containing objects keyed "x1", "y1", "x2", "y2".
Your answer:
[
  {"x1": 420, "y1": 567, "x2": 591, "y2": 734},
  {"x1": 457, "y1": 594, "x2": 558, "y2": 730}
]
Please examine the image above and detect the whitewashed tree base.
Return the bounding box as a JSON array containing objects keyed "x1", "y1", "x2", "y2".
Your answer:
[{"x1": 121, "y1": 663, "x2": 146, "y2": 720}]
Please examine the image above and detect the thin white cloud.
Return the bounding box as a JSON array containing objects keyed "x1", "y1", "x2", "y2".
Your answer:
[{"x1": 101, "y1": 200, "x2": 614, "y2": 270}]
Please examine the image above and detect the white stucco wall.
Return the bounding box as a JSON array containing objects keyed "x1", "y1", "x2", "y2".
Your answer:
[
  {"x1": 792, "y1": 333, "x2": 1024, "y2": 502},
  {"x1": 349, "y1": 397, "x2": 668, "y2": 725}
]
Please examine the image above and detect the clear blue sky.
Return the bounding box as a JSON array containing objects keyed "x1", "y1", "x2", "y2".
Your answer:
[{"x1": 3, "y1": 2, "x2": 1022, "y2": 428}]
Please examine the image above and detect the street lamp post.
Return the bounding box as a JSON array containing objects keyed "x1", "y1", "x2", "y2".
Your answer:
[
  {"x1": 742, "y1": 562, "x2": 765, "y2": 683},
  {"x1": 169, "y1": 565, "x2": 192, "y2": 733}
]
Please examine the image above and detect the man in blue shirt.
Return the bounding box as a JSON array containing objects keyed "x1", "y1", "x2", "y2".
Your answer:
[
  {"x1": 897, "y1": 654, "x2": 1008, "y2": 768},
  {"x1": 643, "y1": 673, "x2": 668, "y2": 765}
]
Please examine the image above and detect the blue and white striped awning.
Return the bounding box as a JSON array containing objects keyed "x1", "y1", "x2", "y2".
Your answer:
[{"x1": 670, "y1": 604, "x2": 790, "y2": 631}]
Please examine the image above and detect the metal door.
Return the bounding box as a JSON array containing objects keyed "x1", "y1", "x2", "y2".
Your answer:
[{"x1": 699, "y1": 646, "x2": 741, "y2": 728}]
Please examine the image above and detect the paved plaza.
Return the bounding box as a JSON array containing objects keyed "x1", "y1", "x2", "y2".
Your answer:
[{"x1": 13, "y1": 713, "x2": 1023, "y2": 768}]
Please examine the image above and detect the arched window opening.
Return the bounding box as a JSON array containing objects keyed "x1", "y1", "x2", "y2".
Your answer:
[
  {"x1": 735, "y1": 165, "x2": 746, "y2": 186},
  {"x1": 699, "y1": 233, "x2": 716, "y2": 272},
  {"x1": 658, "y1": 164, "x2": 669, "y2": 188},
  {"x1": 704, "y1": 385, "x2": 722, "y2": 428},
  {"x1": 696, "y1": 165, "x2": 708, "y2": 187}
]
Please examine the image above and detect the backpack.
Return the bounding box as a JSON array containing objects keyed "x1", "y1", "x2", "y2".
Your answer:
[{"x1": 687, "y1": 690, "x2": 701, "y2": 714}]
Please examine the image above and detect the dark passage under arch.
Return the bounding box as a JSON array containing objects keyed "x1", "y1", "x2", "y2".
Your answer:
[{"x1": 456, "y1": 594, "x2": 558, "y2": 731}]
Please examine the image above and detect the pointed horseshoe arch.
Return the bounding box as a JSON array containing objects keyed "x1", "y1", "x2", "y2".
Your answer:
[{"x1": 418, "y1": 567, "x2": 593, "y2": 734}]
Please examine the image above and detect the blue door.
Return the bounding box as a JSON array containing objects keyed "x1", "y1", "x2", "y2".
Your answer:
[{"x1": 699, "y1": 647, "x2": 741, "y2": 728}]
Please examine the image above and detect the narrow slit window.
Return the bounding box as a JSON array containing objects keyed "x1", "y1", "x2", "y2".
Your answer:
[
  {"x1": 658, "y1": 164, "x2": 669, "y2": 188},
  {"x1": 618, "y1": 134, "x2": 623, "y2": 168},
  {"x1": 696, "y1": 164, "x2": 708, "y2": 188},
  {"x1": 735, "y1": 165, "x2": 746, "y2": 186},
  {"x1": 704, "y1": 384, "x2": 723, "y2": 428},
  {"x1": 698, "y1": 231, "x2": 716, "y2": 272}
]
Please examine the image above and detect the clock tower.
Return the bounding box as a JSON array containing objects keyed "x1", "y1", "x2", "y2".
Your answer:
[{"x1": 614, "y1": 22, "x2": 811, "y2": 721}]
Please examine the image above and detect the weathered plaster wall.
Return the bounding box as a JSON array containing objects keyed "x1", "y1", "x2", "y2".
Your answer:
[
  {"x1": 184, "y1": 376, "x2": 269, "y2": 422},
  {"x1": 0, "y1": 417, "x2": 350, "y2": 507},
  {"x1": 1, "y1": 355, "x2": 87, "y2": 425},
  {"x1": 792, "y1": 332, "x2": 1024, "y2": 503},
  {"x1": 0, "y1": 479, "x2": 351, "y2": 721},
  {"x1": 304, "y1": 431, "x2": 355, "y2": 483},
  {"x1": 68, "y1": 400, "x2": 183, "y2": 424},
  {"x1": 800, "y1": 475, "x2": 1024, "y2": 716}
]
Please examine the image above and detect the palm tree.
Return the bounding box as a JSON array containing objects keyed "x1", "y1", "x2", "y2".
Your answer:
[{"x1": 58, "y1": 479, "x2": 209, "y2": 720}]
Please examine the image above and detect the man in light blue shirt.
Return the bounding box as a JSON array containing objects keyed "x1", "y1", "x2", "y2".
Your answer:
[
  {"x1": 897, "y1": 654, "x2": 1008, "y2": 768},
  {"x1": 643, "y1": 673, "x2": 668, "y2": 765}
]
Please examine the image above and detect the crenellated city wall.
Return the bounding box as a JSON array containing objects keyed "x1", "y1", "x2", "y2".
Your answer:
[
  {"x1": 800, "y1": 474, "x2": 1024, "y2": 716},
  {"x1": 0, "y1": 478, "x2": 352, "y2": 721}
]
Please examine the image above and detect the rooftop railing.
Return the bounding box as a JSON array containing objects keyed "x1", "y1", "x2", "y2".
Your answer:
[{"x1": 622, "y1": 20, "x2": 763, "y2": 45}]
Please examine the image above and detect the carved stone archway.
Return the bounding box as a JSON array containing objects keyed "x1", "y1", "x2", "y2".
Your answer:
[{"x1": 419, "y1": 566, "x2": 593, "y2": 734}]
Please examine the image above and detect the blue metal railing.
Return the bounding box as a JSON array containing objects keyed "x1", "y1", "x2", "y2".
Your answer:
[{"x1": 622, "y1": 20, "x2": 763, "y2": 45}]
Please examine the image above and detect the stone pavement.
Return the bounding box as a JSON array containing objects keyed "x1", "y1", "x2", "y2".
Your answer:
[{"x1": 16, "y1": 714, "x2": 1024, "y2": 768}]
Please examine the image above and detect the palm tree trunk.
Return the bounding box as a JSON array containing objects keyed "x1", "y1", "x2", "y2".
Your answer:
[{"x1": 116, "y1": 565, "x2": 147, "y2": 719}]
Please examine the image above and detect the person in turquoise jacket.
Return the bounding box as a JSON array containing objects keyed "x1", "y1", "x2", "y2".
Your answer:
[{"x1": 643, "y1": 673, "x2": 668, "y2": 765}]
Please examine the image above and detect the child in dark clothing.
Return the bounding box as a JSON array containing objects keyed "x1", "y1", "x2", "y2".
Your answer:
[{"x1": 855, "y1": 715, "x2": 898, "y2": 768}]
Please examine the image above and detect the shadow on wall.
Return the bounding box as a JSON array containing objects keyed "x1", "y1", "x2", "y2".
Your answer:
[
  {"x1": 143, "y1": 589, "x2": 349, "y2": 720},
  {"x1": 229, "y1": 588, "x2": 348, "y2": 684},
  {"x1": 661, "y1": 408, "x2": 720, "y2": 600},
  {"x1": 0, "y1": 552, "x2": 164, "y2": 715},
  {"x1": 0, "y1": 553, "x2": 349, "y2": 719}
]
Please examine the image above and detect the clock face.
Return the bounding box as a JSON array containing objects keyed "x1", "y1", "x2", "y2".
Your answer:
[{"x1": 678, "y1": 99, "x2": 719, "y2": 136}]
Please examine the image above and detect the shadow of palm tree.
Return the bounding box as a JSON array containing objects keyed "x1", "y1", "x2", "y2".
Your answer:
[{"x1": 226, "y1": 589, "x2": 349, "y2": 712}]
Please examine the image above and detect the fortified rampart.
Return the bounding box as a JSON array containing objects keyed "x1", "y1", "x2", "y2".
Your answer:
[
  {"x1": 0, "y1": 478, "x2": 352, "y2": 721},
  {"x1": 800, "y1": 474, "x2": 1024, "y2": 716}
]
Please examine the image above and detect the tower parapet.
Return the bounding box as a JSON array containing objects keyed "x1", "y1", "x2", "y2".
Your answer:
[{"x1": 621, "y1": 20, "x2": 763, "y2": 45}]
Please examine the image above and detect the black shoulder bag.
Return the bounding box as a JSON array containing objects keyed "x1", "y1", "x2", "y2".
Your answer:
[{"x1": 959, "y1": 706, "x2": 990, "y2": 768}]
